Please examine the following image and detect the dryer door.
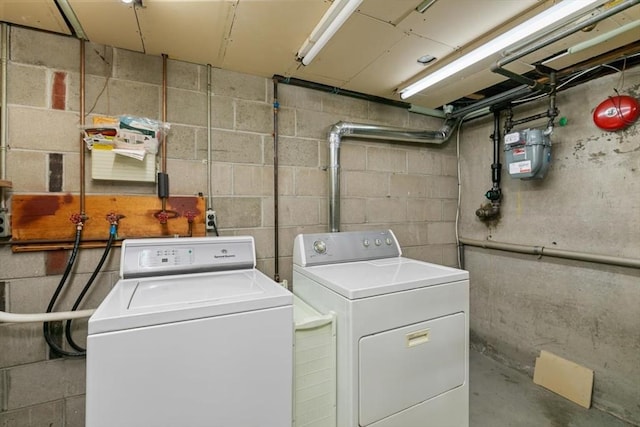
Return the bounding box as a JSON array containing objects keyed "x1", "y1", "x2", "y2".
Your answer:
[{"x1": 358, "y1": 313, "x2": 466, "y2": 426}]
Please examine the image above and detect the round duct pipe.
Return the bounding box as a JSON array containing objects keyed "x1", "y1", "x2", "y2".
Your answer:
[{"x1": 327, "y1": 120, "x2": 457, "y2": 232}]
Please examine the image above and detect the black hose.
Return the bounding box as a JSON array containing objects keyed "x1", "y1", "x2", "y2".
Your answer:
[
  {"x1": 43, "y1": 226, "x2": 86, "y2": 358},
  {"x1": 64, "y1": 228, "x2": 115, "y2": 352}
]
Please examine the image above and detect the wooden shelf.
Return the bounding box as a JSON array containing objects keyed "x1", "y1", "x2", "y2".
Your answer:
[{"x1": 0, "y1": 180, "x2": 12, "y2": 188}]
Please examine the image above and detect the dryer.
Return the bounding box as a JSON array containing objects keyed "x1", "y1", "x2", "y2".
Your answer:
[
  {"x1": 293, "y1": 229, "x2": 469, "y2": 427},
  {"x1": 86, "y1": 236, "x2": 292, "y2": 427}
]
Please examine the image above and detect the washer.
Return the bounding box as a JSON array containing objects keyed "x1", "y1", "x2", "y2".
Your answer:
[
  {"x1": 86, "y1": 236, "x2": 292, "y2": 427},
  {"x1": 293, "y1": 230, "x2": 469, "y2": 427}
]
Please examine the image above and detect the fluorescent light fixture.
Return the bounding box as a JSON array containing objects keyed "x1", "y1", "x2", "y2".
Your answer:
[
  {"x1": 415, "y1": 0, "x2": 438, "y2": 14},
  {"x1": 399, "y1": 0, "x2": 604, "y2": 99},
  {"x1": 56, "y1": 0, "x2": 88, "y2": 40},
  {"x1": 297, "y1": 0, "x2": 363, "y2": 66}
]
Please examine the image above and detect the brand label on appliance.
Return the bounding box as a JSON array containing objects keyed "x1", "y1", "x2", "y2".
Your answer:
[
  {"x1": 513, "y1": 147, "x2": 526, "y2": 156},
  {"x1": 504, "y1": 132, "x2": 521, "y2": 145},
  {"x1": 509, "y1": 160, "x2": 532, "y2": 174}
]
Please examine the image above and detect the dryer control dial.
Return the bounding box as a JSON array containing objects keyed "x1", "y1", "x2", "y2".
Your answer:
[{"x1": 313, "y1": 240, "x2": 327, "y2": 254}]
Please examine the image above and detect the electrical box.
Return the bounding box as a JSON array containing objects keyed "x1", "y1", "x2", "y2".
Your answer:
[{"x1": 504, "y1": 128, "x2": 551, "y2": 180}]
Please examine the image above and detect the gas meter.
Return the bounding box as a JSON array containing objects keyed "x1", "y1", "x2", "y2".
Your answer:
[{"x1": 504, "y1": 128, "x2": 551, "y2": 180}]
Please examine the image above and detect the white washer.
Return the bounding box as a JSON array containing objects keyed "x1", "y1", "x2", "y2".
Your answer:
[
  {"x1": 86, "y1": 236, "x2": 292, "y2": 427},
  {"x1": 293, "y1": 230, "x2": 469, "y2": 427}
]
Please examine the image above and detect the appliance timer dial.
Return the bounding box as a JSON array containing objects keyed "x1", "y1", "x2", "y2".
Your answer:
[{"x1": 313, "y1": 240, "x2": 327, "y2": 254}]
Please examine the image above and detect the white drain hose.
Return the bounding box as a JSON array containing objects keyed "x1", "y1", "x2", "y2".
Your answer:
[{"x1": 0, "y1": 308, "x2": 95, "y2": 323}]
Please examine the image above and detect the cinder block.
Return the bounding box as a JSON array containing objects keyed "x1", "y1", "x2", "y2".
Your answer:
[
  {"x1": 442, "y1": 199, "x2": 458, "y2": 221},
  {"x1": 1, "y1": 369, "x2": 6, "y2": 411},
  {"x1": 442, "y1": 244, "x2": 459, "y2": 267},
  {"x1": 210, "y1": 96, "x2": 235, "y2": 130},
  {"x1": 408, "y1": 150, "x2": 442, "y2": 175},
  {"x1": 278, "y1": 85, "x2": 322, "y2": 111},
  {"x1": 198, "y1": 130, "x2": 263, "y2": 164},
  {"x1": 367, "y1": 103, "x2": 407, "y2": 127},
  {"x1": 65, "y1": 395, "x2": 86, "y2": 427},
  {"x1": 277, "y1": 107, "x2": 296, "y2": 137},
  {"x1": 391, "y1": 223, "x2": 429, "y2": 247},
  {"x1": 233, "y1": 165, "x2": 272, "y2": 196},
  {"x1": 167, "y1": 124, "x2": 198, "y2": 160},
  {"x1": 442, "y1": 155, "x2": 459, "y2": 177},
  {"x1": 407, "y1": 112, "x2": 444, "y2": 130},
  {"x1": 295, "y1": 109, "x2": 342, "y2": 139},
  {"x1": 113, "y1": 48, "x2": 162, "y2": 85},
  {"x1": 7, "y1": 64, "x2": 47, "y2": 107},
  {"x1": 268, "y1": 137, "x2": 319, "y2": 167},
  {"x1": 277, "y1": 197, "x2": 322, "y2": 227},
  {"x1": 68, "y1": 74, "x2": 110, "y2": 114},
  {"x1": 11, "y1": 27, "x2": 77, "y2": 72},
  {"x1": 8, "y1": 277, "x2": 63, "y2": 314},
  {"x1": 212, "y1": 68, "x2": 266, "y2": 101},
  {"x1": 0, "y1": 400, "x2": 64, "y2": 427},
  {"x1": 6, "y1": 358, "x2": 85, "y2": 410},
  {"x1": 429, "y1": 176, "x2": 459, "y2": 199},
  {"x1": 167, "y1": 59, "x2": 202, "y2": 91},
  {"x1": 407, "y1": 199, "x2": 442, "y2": 222},
  {"x1": 9, "y1": 107, "x2": 79, "y2": 152},
  {"x1": 365, "y1": 198, "x2": 407, "y2": 224},
  {"x1": 275, "y1": 167, "x2": 295, "y2": 196},
  {"x1": 295, "y1": 168, "x2": 327, "y2": 197},
  {"x1": 235, "y1": 100, "x2": 272, "y2": 133},
  {"x1": 85, "y1": 42, "x2": 113, "y2": 78},
  {"x1": 340, "y1": 143, "x2": 367, "y2": 171},
  {"x1": 0, "y1": 249, "x2": 46, "y2": 280},
  {"x1": 208, "y1": 162, "x2": 234, "y2": 196},
  {"x1": 6, "y1": 150, "x2": 47, "y2": 192},
  {"x1": 344, "y1": 171, "x2": 388, "y2": 197},
  {"x1": 212, "y1": 197, "x2": 262, "y2": 228},
  {"x1": 322, "y1": 93, "x2": 368, "y2": 120},
  {"x1": 166, "y1": 159, "x2": 207, "y2": 194},
  {"x1": 101, "y1": 79, "x2": 160, "y2": 120},
  {"x1": 233, "y1": 227, "x2": 275, "y2": 259},
  {"x1": 427, "y1": 222, "x2": 456, "y2": 244},
  {"x1": 367, "y1": 146, "x2": 406, "y2": 173},
  {"x1": 0, "y1": 323, "x2": 47, "y2": 368},
  {"x1": 390, "y1": 174, "x2": 427, "y2": 198},
  {"x1": 167, "y1": 87, "x2": 207, "y2": 126},
  {"x1": 341, "y1": 198, "x2": 366, "y2": 224}
]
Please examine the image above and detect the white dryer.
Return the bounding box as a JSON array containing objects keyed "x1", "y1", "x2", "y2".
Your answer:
[
  {"x1": 86, "y1": 236, "x2": 292, "y2": 427},
  {"x1": 293, "y1": 230, "x2": 469, "y2": 427}
]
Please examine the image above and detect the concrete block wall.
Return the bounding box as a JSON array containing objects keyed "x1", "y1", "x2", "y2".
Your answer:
[
  {"x1": 0, "y1": 26, "x2": 458, "y2": 426},
  {"x1": 459, "y1": 68, "x2": 640, "y2": 424}
]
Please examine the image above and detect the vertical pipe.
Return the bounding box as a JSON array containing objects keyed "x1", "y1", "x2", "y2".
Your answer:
[
  {"x1": 328, "y1": 131, "x2": 341, "y2": 233},
  {"x1": 0, "y1": 24, "x2": 8, "y2": 210},
  {"x1": 79, "y1": 39, "x2": 86, "y2": 217},
  {"x1": 161, "y1": 53, "x2": 168, "y2": 212},
  {"x1": 272, "y1": 78, "x2": 280, "y2": 283},
  {"x1": 491, "y1": 111, "x2": 501, "y2": 189},
  {"x1": 207, "y1": 64, "x2": 212, "y2": 210}
]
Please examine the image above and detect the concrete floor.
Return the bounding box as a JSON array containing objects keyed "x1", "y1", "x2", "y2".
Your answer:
[{"x1": 469, "y1": 350, "x2": 635, "y2": 427}]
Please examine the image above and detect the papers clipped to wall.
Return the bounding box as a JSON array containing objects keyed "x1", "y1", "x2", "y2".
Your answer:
[{"x1": 84, "y1": 115, "x2": 170, "y2": 183}]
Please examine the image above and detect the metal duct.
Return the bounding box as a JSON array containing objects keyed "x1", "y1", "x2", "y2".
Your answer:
[{"x1": 327, "y1": 120, "x2": 457, "y2": 232}]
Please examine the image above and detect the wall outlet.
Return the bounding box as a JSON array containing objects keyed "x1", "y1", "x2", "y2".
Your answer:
[
  {"x1": 0, "y1": 212, "x2": 11, "y2": 238},
  {"x1": 205, "y1": 209, "x2": 217, "y2": 232}
]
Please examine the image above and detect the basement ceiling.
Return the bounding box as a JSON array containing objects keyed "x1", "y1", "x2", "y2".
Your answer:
[{"x1": 0, "y1": 0, "x2": 639, "y2": 110}]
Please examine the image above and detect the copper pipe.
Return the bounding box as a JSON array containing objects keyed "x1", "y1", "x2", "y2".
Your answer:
[
  {"x1": 79, "y1": 39, "x2": 86, "y2": 217},
  {"x1": 161, "y1": 53, "x2": 168, "y2": 212},
  {"x1": 272, "y1": 78, "x2": 280, "y2": 283}
]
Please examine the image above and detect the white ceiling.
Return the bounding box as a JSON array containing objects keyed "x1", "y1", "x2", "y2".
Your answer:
[{"x1": 1, "y1": 0, "x2": 639, "y2": 109}]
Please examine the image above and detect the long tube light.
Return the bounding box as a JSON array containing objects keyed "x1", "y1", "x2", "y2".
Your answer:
[
  {"x1": 399, "y1": 0, "x2": 605, "y2": 99},
  {"x1": 298, "y1": 0, "x2": 363, "y2": 66}
]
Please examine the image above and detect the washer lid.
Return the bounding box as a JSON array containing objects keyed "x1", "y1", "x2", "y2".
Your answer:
[
  {"x1": 296, "y1": 257, "x2": 468, "y2": 299},
  {"x1": 88, "y1": 269, "x2": 292, "y2": 334}
]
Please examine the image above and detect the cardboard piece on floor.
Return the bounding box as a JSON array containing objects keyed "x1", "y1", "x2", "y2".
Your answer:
[{"x1": 533, "y1": 350, "x2": 594, "y2": 409}]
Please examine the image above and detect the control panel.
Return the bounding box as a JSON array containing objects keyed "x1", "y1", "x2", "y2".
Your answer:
[
  {"x1": 293, "y1": 229, "x2": 401, "y2": 267},
  {"x1": 120, "y1": 236, "x2": 256, "y2": 279}
]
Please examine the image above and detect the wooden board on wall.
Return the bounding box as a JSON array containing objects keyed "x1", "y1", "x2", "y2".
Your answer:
[{"x1": 10, "y1": 194, "x2": 206, "y2": 251}]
